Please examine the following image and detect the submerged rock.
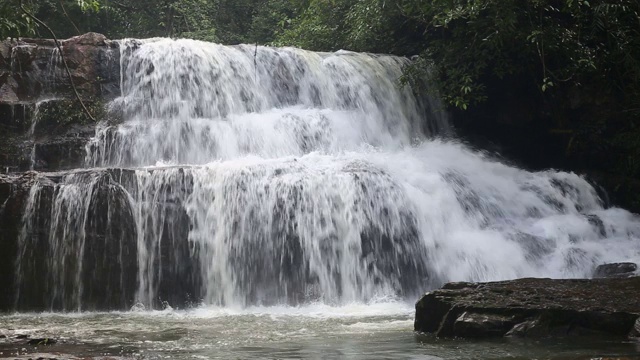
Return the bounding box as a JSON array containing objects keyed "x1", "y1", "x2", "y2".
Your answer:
[
  {"x1": 415, "y1": 277, "x2": 640, "y2": 339},
  {"x1": 27, "y1": 337, "x2": 57, "y2": 345},
  {"x1": 594, "y1": 263, "x2": 638, "y2": 278}
]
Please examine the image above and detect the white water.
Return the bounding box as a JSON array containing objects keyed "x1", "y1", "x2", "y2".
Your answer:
[
  {"x1": 13, "y1": 38, "x2": 640, "y2": 312},
  {"x1": 86, "y1": 38, "x2": 445, "y2": 166}
]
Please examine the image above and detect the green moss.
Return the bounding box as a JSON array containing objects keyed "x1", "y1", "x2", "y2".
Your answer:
[{"x1": 36, "y1": 98, "x2": 106, "y2": 128}]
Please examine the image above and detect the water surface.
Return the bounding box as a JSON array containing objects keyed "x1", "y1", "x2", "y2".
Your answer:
[{"x1": 2, "y1": 302, "x2": 639, "y2": 359}]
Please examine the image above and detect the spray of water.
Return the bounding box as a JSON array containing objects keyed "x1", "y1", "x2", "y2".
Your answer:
[{"x1": 86, "y1": 38, "x2": 445, "y2": 166}]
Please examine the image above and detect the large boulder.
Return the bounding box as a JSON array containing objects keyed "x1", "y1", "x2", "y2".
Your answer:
[
  {"x1": 593, "y1": 262, "x2": 638, "y2": 278},
  {"x1": 415, "y1": 277, "x2": 640, "y2": 339}
]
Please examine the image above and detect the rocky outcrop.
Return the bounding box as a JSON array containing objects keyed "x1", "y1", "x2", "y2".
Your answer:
[
  {"x1": 0, "y1": 168, "x2": 201, "y2": 312},
  {"x1": 415, "y1": 277, "x2": 640, "y2": 339},
  {"x1": 0, "y1": 33, "x2": 120, "y2": 172},
  {"x1": 0, "y1": 169, "x2": 138, "y2": 311},
  {"x1": 594, "y1": 262, "x2": 638, "y2": 278},
  {"x1": 0, "y1": 173, "x2": 29, "y2": 310},
  {"x1": 0, "y1": 32, "x2": 119, "y2": 102}
]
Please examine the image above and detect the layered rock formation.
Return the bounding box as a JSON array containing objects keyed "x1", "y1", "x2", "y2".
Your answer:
[
  {"x1": 0, "y1": 168, "x2": 204, "y2": 312},
  {"x1": 0, "y1": 32, "x2": 119, "y2": 172},
  {"x1": 415, "y1": 277, "x2": 640, "y2": 339}
]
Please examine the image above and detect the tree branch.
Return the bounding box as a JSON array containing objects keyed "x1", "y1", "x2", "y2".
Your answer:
[
  {"x1": 58, "y1": 0, "x2": 82, "y2": 35},
  {"x1": 19, "y1": 0, "x2": 96, "y2": 122},
  {"x1": 110, "y1": 0, "x2": 139, "y2": 11}
]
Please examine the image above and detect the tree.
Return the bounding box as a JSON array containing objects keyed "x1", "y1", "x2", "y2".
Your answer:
[
  {"x1": 397, "y1": 0, "x2": 640, "y2": 111},
  {"x1": 1, "y1": 1, "x2": 35, "y2": 38}
]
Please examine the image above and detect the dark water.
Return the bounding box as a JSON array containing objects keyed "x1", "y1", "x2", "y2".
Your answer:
[{"x1": 1, "y1": 302, "x2": 639, "y2": 359}]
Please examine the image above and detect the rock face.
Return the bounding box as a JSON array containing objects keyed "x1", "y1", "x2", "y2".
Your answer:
[
  {"x1": 594, "y1": 262, "x2": 638, "y2": 278},
  {"x1": 0, "y1": 168, "x2": 202, "y2": 312},
  {"x1": 0, "y1": 33, "x2": 120, "y2": 172},
  {"x1": 0, "y1": 170, "x2": 138, "y2": 311},
  {"x1": 1, "y1": 32, "x2": 119, "y2": 101},
  {"x1": 415, "y1": 277, "x2": 640, "y2": 339}
]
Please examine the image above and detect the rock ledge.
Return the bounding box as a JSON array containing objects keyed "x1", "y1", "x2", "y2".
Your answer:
[{"x1": 415, "y1": 277, "x2": 640, "y2": 339}]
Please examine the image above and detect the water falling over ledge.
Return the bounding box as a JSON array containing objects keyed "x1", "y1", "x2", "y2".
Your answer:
[{"x1": 6, "y1": 38, "x2": 640, "y2": 312}]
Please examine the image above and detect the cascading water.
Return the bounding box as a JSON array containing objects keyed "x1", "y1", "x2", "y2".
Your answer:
[
  {"x1": 13, "y1": 38, "x2": 640, "y2": 312},
  {"x1": 86, "y1": 39, "x2": 444, "y2": 167}
]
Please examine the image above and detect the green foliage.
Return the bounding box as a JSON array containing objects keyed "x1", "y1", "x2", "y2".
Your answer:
[
  {"x1": 275, "y1": 0, "x2": 351, "y2": 50},
  {"x1": 277, "y1": 0, "x2": 639, "y2": 114},
  {"x1": 0, "y1": 1, "x2": 35, "y2": 38},
  {"x1": 403, "y1": 0, "x2": 640, "y2": 111},
  {"x1": 248, "y1": 0, "x2": 296, "y2": 44},
  {"x1": 77, "y1": 0, "x2": 100, "y2": 12},
  {"x1": 276, "y1": 0, "x2": 420, "y2": 53}
]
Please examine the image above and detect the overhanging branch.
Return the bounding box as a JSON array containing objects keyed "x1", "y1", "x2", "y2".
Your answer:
[{"x1": 19, "y1": 0, "x2": 96, "y2": 122}]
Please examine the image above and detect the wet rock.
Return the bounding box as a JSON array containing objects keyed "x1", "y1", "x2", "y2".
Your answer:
[
  {"x1": 452, "y1": 311, "x2": 517, "y2": 338},
  {"x1": 415, "y1": 277, "x2": 640, "y2": 338},
  {"x1": 0, "y1": 39, "x2": 12, "y2": 71},
  {"x1": 594, "y1": 263, "x2": 638, "y2": 278},
  {"x1": 0, "y1": 33, "x2": 120, "y2": 172},
  {"x1": 9, "y1": 353, "x2": 83, "y2": 360},
  {"x1": 1, "y1": 33, "x2": 119, "y2": 101},
  {"x1": 1, "y1": 169, "x2": 140, "y2": 312},
  {"x1": 0, "y1": 174, "x2": 29, "y2": 309},
  {"x1": 62, "y1": 32, "x2": 108, "y2": 47},
  {"x1": 0, "y1": 98, "x2": 114, "y2": 172},
  {"x1": 27, "y1": 338, "x2": 57, "y2": 345},
  {"x1": 630, "y1": 317, "x2": 640, "y2": 339}
]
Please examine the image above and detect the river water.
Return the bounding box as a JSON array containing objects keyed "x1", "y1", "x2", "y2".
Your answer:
[{"x1": 2, "y1": 303, "x2": 640, "y2": 359}]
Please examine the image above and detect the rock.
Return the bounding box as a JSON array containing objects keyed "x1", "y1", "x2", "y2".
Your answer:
[
  {"x1": 1, "y1": 169, "x2": 140, "y2": 312},
  {"x1": 415, "y1": 277, "x2": 640, "y2": 338},
  {"x1": 594, "y1": 263, "x2": 638, "y2": 278},
  {"x1": 62, "y1": 32, "x2": 108, "y2": 47},
  {"x1": 0, "y1": 33, "x2": 121, "y2": 172},
  {"x1": 0, "y1": 167, "x2": 202, "y2": 312},
  {"x1": 504, "y1": 319, "x2": 542, "y2": 337},
  {"x1": 0, "y1": 39, "x2": 14, "y2": 73},
  {"x1": 15, "y1": 334, "x2": 30, "y2": 339},
  {"x1": 0, "y1": 73, "x2": 19, "y2": 102},
  {"x1": 452, "y1": 311, "x2": 516, "y2": 338},
  {"x1": 27, "y1": 338, "x2": 57, "y2": 345},
  {"x1": 630, "y1": 317, "x2": 640, "y2": 339},
  {"x1": 0, "y1": 33, "x2": 120, "y2": 103}
]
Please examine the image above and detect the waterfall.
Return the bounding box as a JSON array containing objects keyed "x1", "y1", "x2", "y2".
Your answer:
[
  {"x1": 86, "y1": 38, "x2": 446, "y2": 167},
  {"x1": 12, "y1": 38, "x2": 640, "y2": 311}
]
